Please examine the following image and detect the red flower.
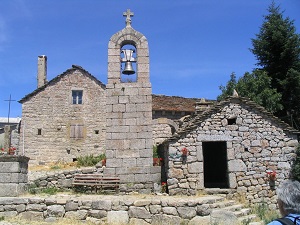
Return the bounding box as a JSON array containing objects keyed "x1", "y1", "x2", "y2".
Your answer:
[
  {"x1": 1, "y1": 148, "x2": 4, "y2": 151},
  {"x1": 159, "y1": 158, "x2": 163, "y2": 161},
  {"x1": 181, "y1": 148, "x2": 188, "y2": 155},
  {"x1": 161, "y1": 182, "x2": 167, "y2": 186},
  {"x1": 267, "y1": 171, "x2": 276, "y2": 180}
]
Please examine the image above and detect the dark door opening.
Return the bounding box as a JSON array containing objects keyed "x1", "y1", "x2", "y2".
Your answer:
[{"x1": 203, "y1": 141, "x2": 229, "y2": 188}]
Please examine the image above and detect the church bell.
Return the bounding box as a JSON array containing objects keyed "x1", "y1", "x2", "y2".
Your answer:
[
  {"x1": 123, "y1": 61, "x2": 135, "y2": 75},
  {"x1": 121, "y1": 49, "x2": 136, "y2": 75}
]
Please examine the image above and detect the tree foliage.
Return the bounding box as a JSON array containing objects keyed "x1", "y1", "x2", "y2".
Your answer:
[
  {"x1": 218, "y1": 70, "x2": 282, "y2": 113},
  {"x1": 218, "y1": 2, "x2": 300, "y2": 127}
]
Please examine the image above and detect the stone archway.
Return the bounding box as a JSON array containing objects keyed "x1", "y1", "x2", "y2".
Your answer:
[{"x1": 152, "y1": 118, "x2": 179, "y2": 145}]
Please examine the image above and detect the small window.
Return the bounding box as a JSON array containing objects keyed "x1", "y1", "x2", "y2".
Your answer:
[
  {"x1": 72, "y1": 90, "x2": 83, "y2": 104},
  {"x1": 95, "y1": 130, "x2": 99, "y2": 134},
  {"x1": 37, "y1": 129, "x2": 42, "y2": 135},
  {"x1": 70, "y1": 124, "x2": 84, "y2": 139},
  {"x1": 227, "y1": 118, "x2": 236, "y2": 125}
]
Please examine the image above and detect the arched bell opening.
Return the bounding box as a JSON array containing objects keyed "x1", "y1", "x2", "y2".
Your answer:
[{"x1": 120, "y1": 44, "x2": 137, "y2": 83}]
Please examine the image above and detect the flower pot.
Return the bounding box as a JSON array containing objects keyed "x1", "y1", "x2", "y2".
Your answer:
[
  {"x1": 153, "y1": 158, "x2": 161, "y2": 166},
  {"x1": 101, "y1": 159, "x2": 106, "y2": 167}
]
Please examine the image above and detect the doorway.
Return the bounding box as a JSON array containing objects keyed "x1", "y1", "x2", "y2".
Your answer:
[{"x1": 202, "y1": 141, "x2": 229, "y2": 188}]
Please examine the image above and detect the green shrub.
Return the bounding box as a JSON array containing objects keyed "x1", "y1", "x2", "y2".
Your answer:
[
  {"x1": 0, "y1": 216, "x2": 4, "y2": 221},
  {"x1": 50, "y1": 165, "x2": 61, "y2": 170},
  {"x1": 153, "y1": 146, "x2": 159, "y2": 158},
  {"x1": 291, "y1": 144, "x2": 300, "y2": 181},
  {"x1": 252, "y1": 202, "x2": 280, "y2": 224},
  {"x1": 77, "y1": 154, "x2": 105, "y2": 167},
  {"x1": 41, "y1": 187, "x2": 59, "y2": 195}
]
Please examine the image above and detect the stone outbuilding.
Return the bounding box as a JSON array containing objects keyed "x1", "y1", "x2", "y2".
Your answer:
[{"x1": 163, "y1": 96, "x2": 299, "y2": 205}]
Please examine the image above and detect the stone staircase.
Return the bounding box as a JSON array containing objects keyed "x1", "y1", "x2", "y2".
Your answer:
[{"x1": 201, "y1": 193, "x2": 263, "y2": 225}]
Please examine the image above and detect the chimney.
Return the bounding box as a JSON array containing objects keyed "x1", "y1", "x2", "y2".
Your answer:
[{"x1": 37, "y1": 55, "x2": 47, "y2": 88}]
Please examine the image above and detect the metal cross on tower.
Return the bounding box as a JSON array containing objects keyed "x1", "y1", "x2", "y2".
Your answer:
[
  {"x1": 4, "y1": 94, "x2": 16, "y2": 124},
  {"x1": 123, "y1": 9, "x2": 134, "y2": 27}
]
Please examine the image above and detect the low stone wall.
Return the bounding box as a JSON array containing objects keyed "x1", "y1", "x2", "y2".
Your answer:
[
  {"x1": 28, "y1": 166, "x2": 161, "y2": 194},
  {"x1": 29, "y1": 166, "x2": 162, "y2": 194},
  {"x1": 0, "y1": 195, "x2": 232, "y2": 224},
  {"x1": 28, "y1": 167, "x2": 99, "y2": 190}
]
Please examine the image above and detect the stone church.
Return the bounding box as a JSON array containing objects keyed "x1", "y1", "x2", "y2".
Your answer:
[{"x1": 19, "y1": 10, "x2": 299, "y2": 202}]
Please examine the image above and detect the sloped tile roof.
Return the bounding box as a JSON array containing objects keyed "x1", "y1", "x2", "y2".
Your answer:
[
  {"x1": 152, "y1": 95, "x2": 199, "y2": 112},
  {"x1": 167, "y1": 96, "x2": 300, "y2": 142},
  {"x1": 19, "y1": 65, "x2": 106, "y2": 103}
]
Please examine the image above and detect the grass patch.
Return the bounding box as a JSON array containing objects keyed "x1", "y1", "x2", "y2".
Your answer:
[{"x1": 77, "y1": 154, "x2": 105, "y2": 167}]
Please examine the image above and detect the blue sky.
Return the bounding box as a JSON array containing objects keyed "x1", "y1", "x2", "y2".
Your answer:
[{"x1": 0, "y1": 0, "x2": 300, "y2": 118}]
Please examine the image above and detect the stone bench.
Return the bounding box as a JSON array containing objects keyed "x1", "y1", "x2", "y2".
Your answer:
[{"x1": 72, "y1": 174, "x2": 120, "y2": 192}]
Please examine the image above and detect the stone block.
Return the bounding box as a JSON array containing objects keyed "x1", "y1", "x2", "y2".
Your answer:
[
  {"x1": 0, "y1": 183, "x2": 27, "y2": 197},
  {"x1": 169, "y1": 168, "x2": 184, "y2": 179},
  {"x1": 119, "y1": 174, "x2": 135, "y2": 183},
  {"x1": 0, "y1": 211, "x2": 18, "y2": 218},
  {"x1": 26, "y1": 203, "x2": 47, "y2": 212},
  {"x1": 229, "y1": 173, "x2": 237, "y2": 188},
  {"x1": 116, "y1": 149, "x2": 139, "y2": 158},
  {"x1": 152, "y1": 214, "x2": 181, "y2": 225},
  {"x1": 228, "y1": 159, "x2": 247, "y2": 172},
  {"x1": 106, "y1": 158, "x2": 122, "y2": 168},
  {"x1": 136, "y1": 158, "x2": 152, "y2": 167},
  {"x1": 91, "y1": 200, "x2": 112, "y2": 210},
  {"x1": 189, "y1": 216, "x2": 210, "y2": 225},
  {"x1": 19, "y1": 211, "x2": 44, "y2": 221},
  {"x1": 122, "y1": 158, "x2": 137, "y2": 167},
  {"x1": 65, "y1": 201, "x2": 79, "y2": 211},
  {"x1": 177, "y1": 207, "x2": 196, "y2": 219},
  {"x1": 210, "y1": 209, "x2": 238, "y2": 225},
  {"x1": 162, "y1": 207, "x2": 178, "y2": 216},
  {"x1": 128, "y1": 206, "x2": 151, "y2": 219},
  {"x1": 107, "y1": 211, "x2": 129, "y2": 224},
  {"x1": 188, "y1": 162, "x2": 202, "y2": 173},
  {"x1": 133, "y1": 200, "x2": 151, "y2": 207},
  {"x1": 88, "y1": 210, "x2": 107, "y2": 219},
  {"x1": 65, "y1": 210, "x2": 87, "y2": 220},
  {"x1": 129, "y1": 218, "x2": 150, "y2": 225},
  {"x1": 46, "y1": 205, "x2": 65, "y2": 217},
  {"x1": 135, "y1": 173, "x2": 152, "y2": 183}
]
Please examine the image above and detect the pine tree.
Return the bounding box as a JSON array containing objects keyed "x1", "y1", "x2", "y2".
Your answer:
[{"x1": 250, "y1": 2, "x2": 300, "y2": 126}]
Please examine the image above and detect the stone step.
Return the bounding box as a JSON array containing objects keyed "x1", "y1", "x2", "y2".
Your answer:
[
  {"x1": 205, "y1": 188, "x2": 236, "y2": 195},
  {"x1": 233, "y1": 207, "x2": 252, "y2": 217},
  {"x1": 222, "y1": 204, "x2": 244, "y2": 212},
  {"x1": 238, "y1": 214, "x2": 260, "y2": 224}
]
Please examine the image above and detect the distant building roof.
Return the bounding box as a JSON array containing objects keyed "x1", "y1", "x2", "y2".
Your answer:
[
  {"x1": 0, "y1": 117, "x2": 21, "y2": 124},
  {"x1": 152, "y1": 95, "x2": 200, "y2": 112}
]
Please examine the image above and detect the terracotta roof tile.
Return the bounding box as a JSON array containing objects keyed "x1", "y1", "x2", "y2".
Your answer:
[{"x1": 152, "y1": 95, "x2": 199, "y2": 112}]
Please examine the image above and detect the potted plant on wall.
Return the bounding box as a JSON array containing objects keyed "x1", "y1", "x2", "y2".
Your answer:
[
  {"x1": 153, "y1": 146, "x2": 162, "y2": 166},
  {"x1": 0, "y1": 146, "x2": 16, "y2": 155},
  {"x1": 267, "y1": 169, "x2": 276, "y2": 190}
]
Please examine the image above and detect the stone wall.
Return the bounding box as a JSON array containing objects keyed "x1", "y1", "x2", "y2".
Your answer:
[
  {"x1": 167, "y1": 99, "x2": 299, "y2": 207},
  {"x1": 19, "y1": 67, "x2": 106, "y2": 165},
  {"x1": 0, "y1": 194, "x2": 236, "y2": 224}
]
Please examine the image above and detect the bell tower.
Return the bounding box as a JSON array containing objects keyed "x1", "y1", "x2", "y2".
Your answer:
[{"x1": 105, "y1": 9, "x2": 157, "y2": 192}]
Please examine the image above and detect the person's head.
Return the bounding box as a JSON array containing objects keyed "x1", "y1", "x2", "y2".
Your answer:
[{"x1": 276, "y1": 180, "x2": 300, "y2": 216}]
